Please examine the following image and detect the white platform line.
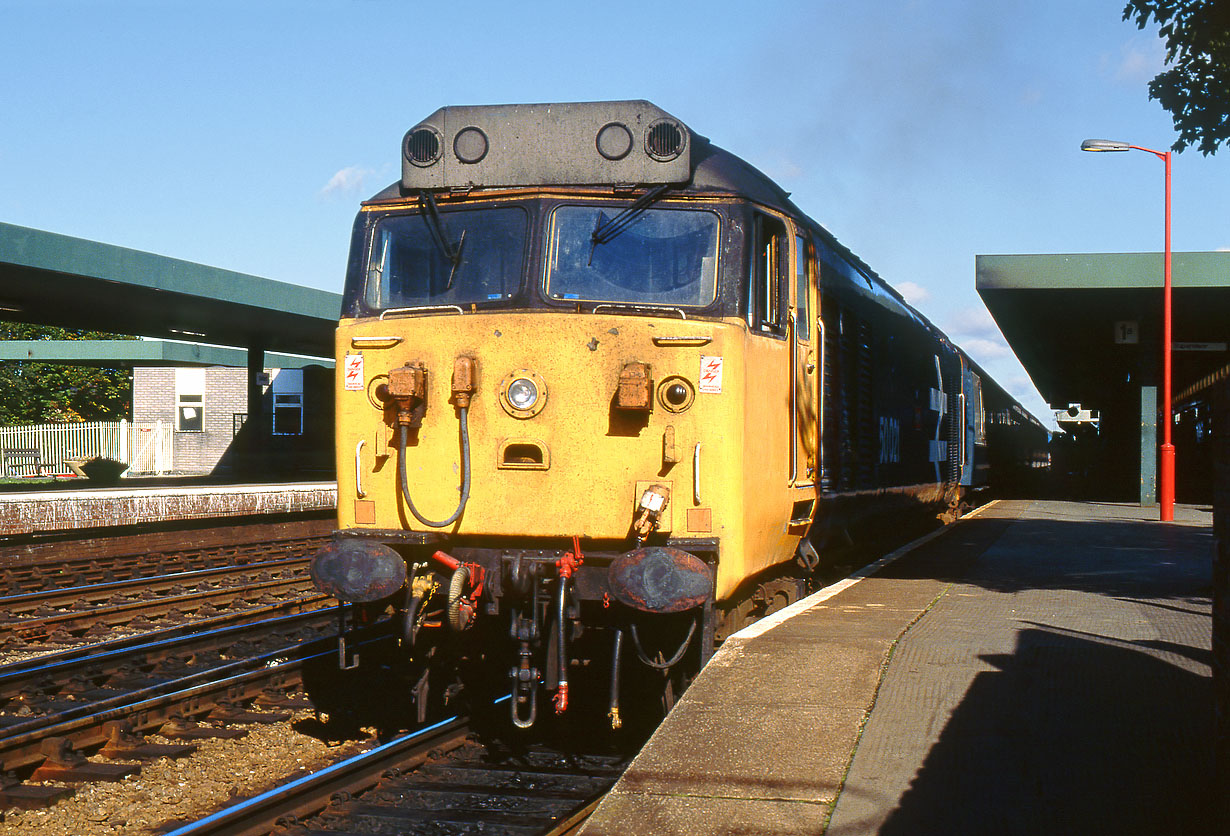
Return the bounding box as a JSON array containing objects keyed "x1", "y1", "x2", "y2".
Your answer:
[{"x1": 728, "y1": 499, "x2": 1000, "y2": 642}]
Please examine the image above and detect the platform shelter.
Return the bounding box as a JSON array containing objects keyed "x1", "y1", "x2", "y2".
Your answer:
[
  {"x1": 0, "y1": 222, "x2": 341, "y2": 475},
  {"x1": 977, "y1": 251, "x2": 1230, "y2": 505}
]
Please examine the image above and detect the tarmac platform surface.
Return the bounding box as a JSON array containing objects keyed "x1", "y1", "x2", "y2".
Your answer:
[{"x1": 580, "y1": 499, "x2": 1216, "y2": 835}]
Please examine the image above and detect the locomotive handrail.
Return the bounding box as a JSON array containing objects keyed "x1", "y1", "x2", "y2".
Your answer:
[
  {"x1": 355, "y1": 439, "x2": 366, "y2": 498},
  {"x1": 652, "y1": 335, "x2": 711, "y2": 346},
  {"x1": 592, "y1": 303, "x2": 687, "y2": 320},
  {"x1": 379, "y1": 304, "x2": 465, "y2": 320},
  {"x1": 693, "y1": 442, "x2": 702, "y2": 505},
  {"x1": 817, "y1": 317, "x2": 826, "y2": 487},
  {"x1": 790, "y1": 313, "x2": 798, "y2": 484},
  {"x1": 350, "y1": 335, "x2": 404, "y2": 346},
  {"x1": 959, "y1": 393, "x2": 967, "y2": 471}
]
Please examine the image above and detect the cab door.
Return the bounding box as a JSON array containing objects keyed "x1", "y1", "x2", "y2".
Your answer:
[{"x1": 790, "y1": 231, "x2": 819, "y2": 491}]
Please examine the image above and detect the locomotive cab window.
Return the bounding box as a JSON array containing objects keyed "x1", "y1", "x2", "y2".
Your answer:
[
  {"x1": 795, "y1": 233, "x2": 812, "y2": 341},
  {"x1": 546, "y1": 204, "x2": 719, "y2": 307},
  {"x1": 747, "y1": 214, "x2": 787, "y2": 336},
  {"x1": 364, "y1": 205, "x2": 528, "y2": 311}
]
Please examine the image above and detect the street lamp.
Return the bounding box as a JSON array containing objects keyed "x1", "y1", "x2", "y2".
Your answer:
[{"x1": 1081, "y1": 138, "x2": 1174, "y2": 522}]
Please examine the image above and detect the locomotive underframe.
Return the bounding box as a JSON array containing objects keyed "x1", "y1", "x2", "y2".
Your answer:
[{"x1": 329, "y1": 528, "x2": 722, "y2": 726}]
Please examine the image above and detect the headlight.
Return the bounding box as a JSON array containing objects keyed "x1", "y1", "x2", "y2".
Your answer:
[
  {"x1": 507, "y1": 378, "x2": 539, "y2": 411},
  {"x1": 499, "y1": 369, "x2": 548, "y2": 419}
]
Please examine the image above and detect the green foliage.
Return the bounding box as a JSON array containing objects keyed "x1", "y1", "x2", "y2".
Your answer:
[
  {"x1": 0, "y1": 322, "x2": 135, "y2": 425},
  {"x1": 1123, "y1": 0, "x2": 1230, "y2": 155}
]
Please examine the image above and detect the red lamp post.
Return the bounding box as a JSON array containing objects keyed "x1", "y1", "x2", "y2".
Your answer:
[{"x1": 1081, "y1": 138, "x2": 1174, "y2": 521}]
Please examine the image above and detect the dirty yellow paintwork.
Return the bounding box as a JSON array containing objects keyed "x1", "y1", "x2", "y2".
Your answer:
[{"x1": 335, "y1": 310, "x2": 812, "y2": 600}]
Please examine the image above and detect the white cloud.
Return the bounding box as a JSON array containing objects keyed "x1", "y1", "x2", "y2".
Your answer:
[
  {"x1": 943, "y1": 305, "x2": 1000, "y2": 341},
  {"x1": 895, "y1": 280, "x2": 930, "y2": 305},
  {"x1": 760, "y1": 155, "x2": 804, "y2": 184},
  {"x1": 320, "y1": 166, "x2": 375, "y2": 198},
  {"x1": 941, "y1": 305, "x2": 1016, "y2": 365},
  {"x1": 959, "y1": 336, "x2": 1013, "y2": 361},
  {"x1": 1105, "y1": 35, "x2": 1165, "y2": 83}
]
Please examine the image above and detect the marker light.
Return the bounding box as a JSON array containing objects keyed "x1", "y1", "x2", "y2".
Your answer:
[
  {"x1": 508, "y1": 378, "x2": 538, "y2": 411},
  {"x1": 499, "y1": 369, "x2": 548, "y2": 419}
]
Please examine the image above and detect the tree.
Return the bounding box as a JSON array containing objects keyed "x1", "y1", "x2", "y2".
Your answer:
[
  {"x1": 0, "y1": 322, "x2": 135, "y2": 425},
  {"x1": 1123, "y1": 0, "x2": 1230, "y2": 155}
]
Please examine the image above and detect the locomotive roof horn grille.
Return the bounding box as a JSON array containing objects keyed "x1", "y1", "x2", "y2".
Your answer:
[
  {"x1": 399, "y1": 101, "x2": 693, "y2": 190},
  {"x1": 646, "y1": 119, "x2": 686, "y2": 161},
  {"x1": 404, "y1": 126, "x2": 443, "y2": 167}
]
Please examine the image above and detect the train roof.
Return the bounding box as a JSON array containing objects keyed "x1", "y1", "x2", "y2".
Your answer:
[
  {"x1": 366, "y1": 101, "x2": 1038, "y2": 426},
  {"x1": 367, "y1": 101, "x2": 910, "y2": 316}
]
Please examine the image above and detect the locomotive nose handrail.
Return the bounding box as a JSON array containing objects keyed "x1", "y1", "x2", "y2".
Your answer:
[
  {"x1": 379, "y1": 304, "x2": 465, "y2": 320},
  {"x1": 652, "y1": 335, "x2": 711, "y2": 347},
  {"x1": 693, "y1": 443, "x2": 702, "y2": 505},
  {"x1": 593, "y1": 303, "x2": 688, "y2": 320}
]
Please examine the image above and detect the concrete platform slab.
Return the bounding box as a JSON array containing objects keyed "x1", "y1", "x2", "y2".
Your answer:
[
  {"x1": 0, "y1": 481, "x2": 336, "y2": 535},
  {"x1": 581, "y1": 500, "x2": 1217, "y2": 835}
]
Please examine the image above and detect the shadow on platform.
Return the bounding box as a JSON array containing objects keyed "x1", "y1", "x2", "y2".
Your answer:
[{"x1": 869, "y1": 626, "x2": 1214, "y2": 835}]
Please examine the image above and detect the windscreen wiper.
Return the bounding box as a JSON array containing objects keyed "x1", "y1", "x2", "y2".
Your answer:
[
  {"x1": 419, "y1": 190, "x2": 466, "y2": 288},
  {"x1": 588, "y1": 183, "x2": 671, "y2": 265}
]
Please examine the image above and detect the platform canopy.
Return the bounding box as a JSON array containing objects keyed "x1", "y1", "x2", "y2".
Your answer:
[
  {"x1": 0, "y1": 339, "x2": 333, "y2": 368},
  {"x1": 976, "y1": 252, "x2": 1230, "y2": 409},
  {"x1": 0, "y1": 222, "x2": 340, "y2": 358}
]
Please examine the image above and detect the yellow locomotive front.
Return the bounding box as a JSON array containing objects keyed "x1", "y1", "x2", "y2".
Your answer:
[{"x1": 312, "y1": 102, "x2": 816, "y2": 727}]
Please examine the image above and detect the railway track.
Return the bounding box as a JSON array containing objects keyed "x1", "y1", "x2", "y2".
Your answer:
[
  {"x1": 0, "y1": 560, "x2": 320, "y2": 645},
  {"x1": 0, "y1": 527, "x2": 330, "y2": 596},
  {"x1": 0, "y1": 606, "x2": 334, "y2": 717},
  {"x1": 161, "y1": 709, "x2": 629, "y2": 836},
  {"x1": 0, "y1": 610, "x2": 383, "y2": 786}
]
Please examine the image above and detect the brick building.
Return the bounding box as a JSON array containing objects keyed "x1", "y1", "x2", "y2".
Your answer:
[{"x1": 132, "y1": 365, "x2": 333, "y2": 477}]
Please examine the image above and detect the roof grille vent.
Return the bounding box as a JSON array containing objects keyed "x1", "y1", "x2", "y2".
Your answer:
[
  {"x1": 404, "y1": 127, "x2": 442, "y2": 167},
  {"x1": 646, "y1": 119, "x2": 685, "y2": 161}
]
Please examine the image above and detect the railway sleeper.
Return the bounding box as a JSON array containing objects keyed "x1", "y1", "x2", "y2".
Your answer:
[
  {"x1": 98, "y1": 719, "x2": 197, "y2": 760},
  {"x1": 29, "y1": 736, "x2": 141, "y2": 783},
  {"x1": 0, "y1": 773, "x2": 74, "y2": 810}
]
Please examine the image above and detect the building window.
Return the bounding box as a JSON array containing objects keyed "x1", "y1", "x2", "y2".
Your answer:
[
  {"x1": 270, "y1": 369, "x2": 304, "y2": 436},
  {"x1": 176, "y1": 368, "x2": 205, "y2": 432}
]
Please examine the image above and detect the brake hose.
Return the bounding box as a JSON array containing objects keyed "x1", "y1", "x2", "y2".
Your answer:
[{"x1": 397, "y1": 407, "x2": 471, "y2": 528}]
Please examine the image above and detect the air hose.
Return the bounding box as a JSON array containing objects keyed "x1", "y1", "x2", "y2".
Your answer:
[{"x1": 397, "y1": 407, "x2": 471, "y2": 528}]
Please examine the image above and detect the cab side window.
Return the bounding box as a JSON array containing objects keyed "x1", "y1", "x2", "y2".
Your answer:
[
  {"x1": 795, "y1": 233, "x2": 811, "y2": 341},
  {"x1": 747, "y1": 214, "x2": 788, "y2": 337}
]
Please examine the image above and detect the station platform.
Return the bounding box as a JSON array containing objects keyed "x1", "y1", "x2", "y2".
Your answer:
[
  {"x1": 581, "y1": 499, "x2": 1216, "y2": 835},
  {"x1": 0, "y1": 480, "x2": 336, "y2": 536}
]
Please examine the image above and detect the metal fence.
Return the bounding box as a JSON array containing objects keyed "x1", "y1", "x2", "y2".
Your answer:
[{"x1": 0, "y1": 420, "x2": 174, "y2": 477}]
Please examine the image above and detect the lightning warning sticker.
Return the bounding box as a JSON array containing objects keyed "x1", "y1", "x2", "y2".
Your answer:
[
  {"x1": 699, "y1": 355, "x2": 723, "y2": 394},
  {"x1": 344, "y1": 354, "x2": 364, "y2": 391}
]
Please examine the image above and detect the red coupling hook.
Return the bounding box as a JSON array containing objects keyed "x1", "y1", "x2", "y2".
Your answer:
[
  {"x1": 555, "y1": 536, "x2": 584, "y2": 579},
  {"x1": 553, "y1": 682, "x2": 570, "y2": 714}
]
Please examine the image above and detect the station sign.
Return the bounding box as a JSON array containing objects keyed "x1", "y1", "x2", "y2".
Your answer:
[
  {"x1": 1173, "y1": 342, "x2": 1228, "y2": 352},
  {"x1": 1114, "y1": 321, "x2": 1138, "y2": 344}
]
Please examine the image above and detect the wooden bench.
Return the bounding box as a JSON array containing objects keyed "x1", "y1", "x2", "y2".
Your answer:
[{"x1": 2, "y1": 448, "x2": 47, "y2": 477}]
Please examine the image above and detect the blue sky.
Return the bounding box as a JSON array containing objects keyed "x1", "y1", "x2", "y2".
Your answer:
[{"x1": 3, "y1": 0, "x2": 1228, "y2": 426}]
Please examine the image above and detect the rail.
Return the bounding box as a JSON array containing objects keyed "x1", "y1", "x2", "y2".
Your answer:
[{"x1": 161, "y1": 713, "x2": 473, "y2": 836}]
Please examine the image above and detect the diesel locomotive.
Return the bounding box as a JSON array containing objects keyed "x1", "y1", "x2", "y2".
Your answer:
[{"x1": 310, "y1": 100, "x2": 1047, "y2": 728}]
